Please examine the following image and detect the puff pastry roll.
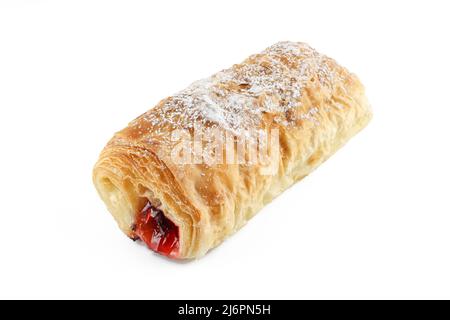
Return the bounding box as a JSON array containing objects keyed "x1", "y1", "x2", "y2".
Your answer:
[{"x1": 93, "y1": 41, "x2": 372, "y2": 259}]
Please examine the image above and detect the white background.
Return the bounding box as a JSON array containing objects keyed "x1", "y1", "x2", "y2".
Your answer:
[{"x1": 0, "y1": 0, "x2": 449, "y2": 300}]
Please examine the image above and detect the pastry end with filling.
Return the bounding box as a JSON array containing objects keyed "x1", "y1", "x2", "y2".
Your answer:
[{"x1": 93, "y1": 173, "x2": 180, "y2": 259}]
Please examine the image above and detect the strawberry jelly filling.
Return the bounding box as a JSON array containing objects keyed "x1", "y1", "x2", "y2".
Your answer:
[{"x1": 134, "y1": 201, "x2": 179, "y2": 257}]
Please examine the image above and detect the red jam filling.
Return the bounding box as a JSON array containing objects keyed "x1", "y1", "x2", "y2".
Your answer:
[{"x1": 134, "y1": 202, "x2": 179, "y2": 258}]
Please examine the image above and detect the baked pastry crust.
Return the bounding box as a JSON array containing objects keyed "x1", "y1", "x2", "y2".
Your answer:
[{"x1": 93, "y1": 41, "x2": 372, "y2": 259}]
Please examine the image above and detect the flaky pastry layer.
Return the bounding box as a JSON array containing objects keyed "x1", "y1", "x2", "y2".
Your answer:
[{"x1": 93, "y1": 41, "x2": 372, "y2": 259}]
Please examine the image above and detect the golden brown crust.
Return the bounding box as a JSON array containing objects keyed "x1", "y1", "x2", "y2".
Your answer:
[{"x1": 93, "y1": 41, "x2": 372, "y2": 259}]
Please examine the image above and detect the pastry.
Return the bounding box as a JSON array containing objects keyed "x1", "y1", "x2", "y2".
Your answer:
[{"x1": 93, "y1": 41, "x2": 372, "y2": 259}]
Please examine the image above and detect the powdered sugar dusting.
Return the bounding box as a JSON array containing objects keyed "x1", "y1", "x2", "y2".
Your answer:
[{"x1": 138, "y1": 41, "x2": 337, "y2": 140}]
